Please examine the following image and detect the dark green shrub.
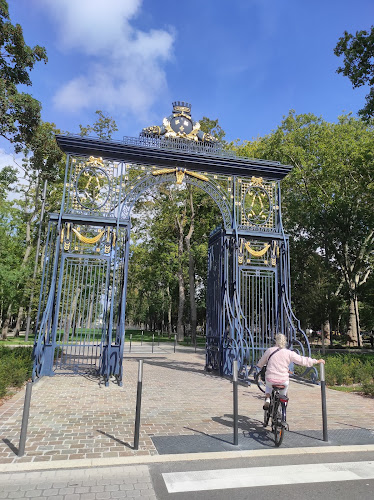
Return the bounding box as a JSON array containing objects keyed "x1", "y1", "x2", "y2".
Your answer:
[
  {"x1": 0, "y1": 347, "x2": 33, "y2": 398},
  {"x1": 362, "y1": 380, "x2": 374, "y2": 397}
]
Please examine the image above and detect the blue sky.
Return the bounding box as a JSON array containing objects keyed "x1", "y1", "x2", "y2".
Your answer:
[{"x1": 3, "y1": 0, "x2": 374, "y2": 153}]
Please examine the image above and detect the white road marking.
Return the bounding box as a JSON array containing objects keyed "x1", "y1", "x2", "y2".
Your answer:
[{"x1": 162, "y1": 461, "x2": 374, "y2": 493}]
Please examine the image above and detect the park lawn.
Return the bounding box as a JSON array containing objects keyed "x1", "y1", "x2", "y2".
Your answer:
[
  {"x1": 125, "y1": 330, "x2": 206, "y2": 346},
  {"x1": 0, "y1": 336, "x2": 35, "y2": 346}
]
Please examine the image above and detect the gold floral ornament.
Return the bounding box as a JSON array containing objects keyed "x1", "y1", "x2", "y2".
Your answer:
[
  {"x1": 251, "y1": 176, "x2": 263, "y2": 186},
  {"x1": 86, "y1": 156, "x2": 105, "y2": 167},
  {"x1": 152, "y1": 167, "x2": 209, "y2": 185}
]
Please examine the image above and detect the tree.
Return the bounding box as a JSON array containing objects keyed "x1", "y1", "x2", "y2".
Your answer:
[
  {"x1": 199, "y1": 117, "x2": 226, "y2": 143},
  {"x1": 0, "y1": 0, "x2": 47, "y2": 149},
  {"x1": 233, "y1": 112, "x2": 374, "y2": 346},
  {"x1": 334, "y1": 26, "x2": 374, "y2": 121},
  {"x1": 0, "y1": 119, "x2": 65, "y2": 339},
  {"x1": 79, "y1": 110, "x2": 118, "y2": 140}
]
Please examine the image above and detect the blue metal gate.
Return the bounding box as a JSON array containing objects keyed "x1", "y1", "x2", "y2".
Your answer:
[{"x1": 33, "y1": 101, "x2": 314, "y2": 385}]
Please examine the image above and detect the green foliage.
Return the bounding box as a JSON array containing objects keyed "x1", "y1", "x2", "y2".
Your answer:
[
  {"x1": 0, "y1": 165, "x2": 17, "y2": 197},
  {"x1": 322, "y1": 353, "x2": 374, "y2": 389},
  {"x1": 0, "y1": 0, "x2": 47, "y2": 148},
  {"x1": 199, "y1": 117, "x2": 226, "y2": 143},
  {"x1": 0, "y1": 346, "x2": 32, "y2": 397},
  {"x1": 361, "y1": 379, "x2": 374, "y2": 396},
  {"x1": 334, "y1": 26, "x2": 374, "y2": 120},
  {"x1": 232, "y1": 113, "x2": 374, "y2": 339},
  {"x1": 126, "y1": 179, "x2": 221, "y2": 331},
  {"x1": 21, "y1": 121, "x2": 64, "y2": 183},
  {"x1": 79, "y1": 110, "x2": 119, "y2": 140}
]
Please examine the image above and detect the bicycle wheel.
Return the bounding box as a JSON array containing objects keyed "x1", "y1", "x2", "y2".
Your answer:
[
  {"x1": 255, "y1": 370, "x2": 266, "y2": 393},
  {"x1": 274, "y1": 405, "x2": 284, "y2": 447}
]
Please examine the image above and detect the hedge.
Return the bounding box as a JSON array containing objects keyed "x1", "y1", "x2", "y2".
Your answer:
[{"x1": 0, "y1": 347, "x2": 33, "y2": 398}]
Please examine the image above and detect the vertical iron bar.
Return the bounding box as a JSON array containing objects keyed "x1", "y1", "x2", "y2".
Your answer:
[
  {"x1": 233, "y1": 359, "x2": 238, "y2": 445},
  {"x1": 320, "y1": 363, "x2": 328, "y2": 441},
  {"x1": 152, "y1": 334, "x2": 154, "y2": 353},
  {"x1": 25, "y1": 179, "x2": 48, "y2": 341},
  {"x1": 18, "y1": 382, "x2": 33, "y2": 457},
  {"x1": 130, "y1": 334, "x2": 132, "y2": 353},
  {"x1": 141, "y1": 330, "x2": 143, "y2": 346},
  {"x1": 89, "y1": 259, "x2": 98, "y2": 367},
  {"x1": 174, "y1": 334, "x2": 176, "y2": 353},
  {"x1": 34, "y1": 219, "x2": 52, "y2": 336},
  {"x1": 134, "y1": 360, "x2": 143, "y2": 450},
  {"x1": 98, "y1": 259, "x2": 106, "y2": 368}
]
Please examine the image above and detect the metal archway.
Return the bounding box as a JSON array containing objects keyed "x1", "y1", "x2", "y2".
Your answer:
[{"x1": 32, "y1": 116, "x2": 315, "y2": 385}]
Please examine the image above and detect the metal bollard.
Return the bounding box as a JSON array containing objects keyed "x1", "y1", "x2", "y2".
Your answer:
[
  {"x1": 320, "y1": 363, "x2": 328, "y2": 442},
  {"x1": 134, "y1": 360, "x2": 144, "y2": 450},
  {"x1": 18, "y1": 382, "x2": 33, "y2": 457},
  {"x1": 130, "y1": 334, "x2": 132, "y2": 353},
  {"x1": 152, "y1": 334, "x2": 154, "y2": 353},
  {"x1": 174, "y1": 334, "x2": 177, "y2": 353},
  {"x1": 194, "y1": 336, "x2": 197, "y2": 353},
  {"x1": 233, "y1": 360, "x2": 238, "y2": 446}
]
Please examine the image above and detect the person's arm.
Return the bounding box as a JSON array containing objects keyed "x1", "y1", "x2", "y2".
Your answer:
[
  {"x1": 290, "y1": 351, "x2": 324, "y2": 367},
  {"x1": 256, "y1": 349, "x2": 270, "y2": 368}
]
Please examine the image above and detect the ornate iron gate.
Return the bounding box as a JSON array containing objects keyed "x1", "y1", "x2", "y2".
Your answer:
[{"x1": 33, "y1": 101, "x2": 314, "y2": 385}]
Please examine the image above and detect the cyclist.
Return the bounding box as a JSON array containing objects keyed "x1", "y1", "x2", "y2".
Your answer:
[{"x1": 257, "y1": 333, "x2": 325, "y2": 410}]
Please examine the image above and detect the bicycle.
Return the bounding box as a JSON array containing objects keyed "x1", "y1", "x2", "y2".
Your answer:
[
  {"x1": 263, "y1": 384, "x2": 289, "y2": 447},
  {"x1": 254, "y1": 366, "x2": 266, "y2": 393}
]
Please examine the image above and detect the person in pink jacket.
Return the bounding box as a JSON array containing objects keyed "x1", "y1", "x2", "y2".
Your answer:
[{"x1": 256, "y1": 333, "x2": 325, "y2": 409}]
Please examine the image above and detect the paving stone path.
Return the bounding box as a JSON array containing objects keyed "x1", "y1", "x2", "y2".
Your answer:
[
  {"x1": 0, "y1": 464, "x2": 156, "y2": 499},
  {"x1": 0, "y1": 345, "x2": 373, "y2": 464}
]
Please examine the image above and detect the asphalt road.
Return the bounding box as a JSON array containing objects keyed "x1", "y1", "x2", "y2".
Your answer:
[
  {"x1": 149, "y1": 450, "x2": 374, "y2": 499},
  {"x1": 1, "y1": 449, "x2": 373, "y2": 499}
]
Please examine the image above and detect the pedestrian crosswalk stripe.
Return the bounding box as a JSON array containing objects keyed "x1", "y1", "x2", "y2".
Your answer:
[{"x1": 162, "y1": 461, "x2": 374, "y2": 493}]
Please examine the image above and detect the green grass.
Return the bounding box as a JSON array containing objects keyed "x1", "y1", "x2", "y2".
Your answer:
[
  {"x1": 328, "y1": 385, "x2": 364, "y2": 393},
  {"x1": 0, "y1": 338, "x2": 35, "y2": 346},
  {"x1": 125, "y1": 330, "x2": 206, "y2": 346}
]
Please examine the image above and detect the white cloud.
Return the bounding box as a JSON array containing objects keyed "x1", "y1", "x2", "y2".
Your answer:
[{"x1": 41, "y1": 0, "x2": 175, "y2": 119}]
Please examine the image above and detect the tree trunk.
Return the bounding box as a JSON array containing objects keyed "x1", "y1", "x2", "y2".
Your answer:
[
  {"x1": 185, "y1": 186, "x2": 197, "y2": 342},
  {"x1": 348, "y1": 291, "x2": 361, "y2": 347},
  {"x1": 166, "y1": 285, "x2": 172, "y2": 338},
  {"x1": 322, "y1": 319, "x2": 330, "y2": 344},
  {"x1": 87, "y1": 300, "x2": 94, "y2": 328},
  {"x1": 177, "y1": 219, "x2": 185, "y2": 342},
  {"x1": 63, "y1": 288, "x2": 81, "y2": 343},
  {"x1": 13, "y1": 306, "x2": 24, "y2": 337},
  {"x1": 2, "y1": 303, "x2": 12, "y2": 340}
]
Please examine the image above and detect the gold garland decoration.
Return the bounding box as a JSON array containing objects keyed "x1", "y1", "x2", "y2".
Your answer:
[
  {"x1": 152, "y1": 167, "x2": 209, "y2": 185},
  {"x1": 244, "y1": 242, "x2": 270, "y2": 257},
  {"x1": 72, "y1": 227, "x2": 105, "y2": 244}
]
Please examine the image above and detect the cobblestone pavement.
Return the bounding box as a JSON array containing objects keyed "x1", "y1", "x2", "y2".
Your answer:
[
  {"x1": 0, "y1": 464, "x2": 156, "y2": 499},
  {"x1": 0, "y1": 345, "x2": 373, "y2": 464}
]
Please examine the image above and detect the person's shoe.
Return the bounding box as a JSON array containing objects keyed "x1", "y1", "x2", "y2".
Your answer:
[{"x1": 263, "y1": 401, "x2": 270, "y2": 410}]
